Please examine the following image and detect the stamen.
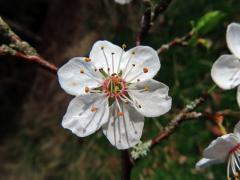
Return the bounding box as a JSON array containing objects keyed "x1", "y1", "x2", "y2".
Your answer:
[
  {"x1": 82, "y1": 71, "x2": 102, "y2": 84},
  {"x1": 85, "y1": 86, "x2": 90, "y2": 93},
  {"x1": 120, "y1": 94, "x2": 135, "y2": 105},
  {"x1": 117, "y1": 44, "x2": 126, "y2": 73},
  {"x1": 91, "y1": 107, "x2": 98, "y2": 112},
  {"x1": 123, "y1": 64, "x2": 135, "y2": 79},
  {"x1": 115, "y1": 98, "x2": 124, "y2": 117},
  {"x1": 89, "y1": 89, "x2": 102, "y2": 93},
  {"x1": 80, "y1": 69, "x2": 84, "y2": 74},
  {"x1": 84, "y1": 57, "x2": 91, "y2": 62},
  {"x1": 143, "y1": 67, "x2": 149, "y2": 73},
  {"x1": 122, "y1": 104, "x2": 130, "y2": 146},
  {"x1": 127, "y1": 71, "x2": 144, "y2": 82},
  {"x1": 117, "y1": 117, "x2": 122, "y2": 144},
  {"x1": 117, "y1": 112, "x2": 124, "y2": 116},
  {"x1": 101, "y1": 47, "x2": 110, "y2": 75},
  {"x1": 233, "y1": 154, "x2": 240, "y2": 171},
  {"x1": 231, "y1": 155, "x2": 237, "y2": 177},
  {"x1": 111, "y1": 52, "x2": 115, "y2": 73},
  {"x1": 129, "y1": 118, "x2": 138, "y2": 134},
  {"x1": 126, "y1": 83, "x2": 149, "y2": 93},
  {"x1": 122, "y1": 52, "x2": 134, "y2": 75}
]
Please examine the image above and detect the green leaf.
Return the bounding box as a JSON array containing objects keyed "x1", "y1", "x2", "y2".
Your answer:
[{"x1": 194, "y1": 11, "x2": 225, "y2": 35}]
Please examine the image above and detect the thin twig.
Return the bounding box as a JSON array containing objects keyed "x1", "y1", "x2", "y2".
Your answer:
[
  {"x1": 0, "y1": 17, "x2": 57, "y2": 74},
  {"x1": 136, "y1": 0, "x2": 173, "y2": 45},
  {"x1": 157, "y1": 30, "x2": 194, "y2": 54},
  {"x1": 150, "y1": 93, "x2": 209, "y2": 148},
  {"x1": 121, "y1": 150, "x2": 133, "y2": 180}
]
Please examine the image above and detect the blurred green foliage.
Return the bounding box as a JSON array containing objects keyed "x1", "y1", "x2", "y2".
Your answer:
[{"x1": 1, "y1": 0, "x2": 240, "y2": 180}]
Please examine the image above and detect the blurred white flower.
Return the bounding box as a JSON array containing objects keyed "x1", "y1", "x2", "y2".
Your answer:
[
  {"x1": 58, "y1": 40, "x2": 172, "y2": 149},
  {"x1": 211, "y1": 23, "x2": 240, "y2": 106},
  {"x1": 114, "y1": 0, "x2": 132, "y2": 5},
  {"x1": 196, "y1": 121, "x2": 240, "y2": 179}
]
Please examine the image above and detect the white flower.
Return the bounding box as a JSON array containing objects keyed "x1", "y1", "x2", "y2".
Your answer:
[
  {"x1": 58, "y1": 40, "x2": 172, "y2": 149},
  {"x1": 196, "y1": 121, "x2": 240, "y2": 179},
  {"x1": 211, "y1": 23, "x2": 240, "y2": 106},
  {"x1": 114, "y1": 0, "x2": 132, "y2": 5}
]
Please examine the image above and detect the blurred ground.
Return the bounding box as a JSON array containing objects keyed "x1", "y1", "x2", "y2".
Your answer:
[{"x1": 0, "y1": 0, "x2": 240, "y2": 179}]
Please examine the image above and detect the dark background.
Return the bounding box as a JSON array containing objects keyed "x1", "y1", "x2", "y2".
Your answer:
[{"x1": 0, "y1": 0, "x2": 239, "y2": 179}]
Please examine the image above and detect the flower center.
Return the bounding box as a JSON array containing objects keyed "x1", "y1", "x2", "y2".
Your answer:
[
  {"x1": 229, "y1": 144, "x2": 240, "y2": 154},
  {"x1": 102, "y1": 74, "x2": 127, "y2": 98}
]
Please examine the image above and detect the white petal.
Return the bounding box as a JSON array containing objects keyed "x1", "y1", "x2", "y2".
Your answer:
[
  {"x1": 233, "y1": 121, "x2": 240, "y2": 134},
  {"x1": 102, "y1": 102, "x2": 144, "y2": 149},
  {"x1": 237, "y1": 86, "x2": 240, "y2": 108},
  {"x1": 121, "y1": 46, "x2": 160, "y2": 83},
  {"x1": 227, "y1": 23, "x2": 240, "y2": 59},
  {"x1": 58, "y1": 57, "x2": 102, "y2": 96},
  {"x1": 62, "y1": 93, "x2": 109, "y2": 137},
  {"x1": 203, "y1": 134, "x2": 239, "y2": 161},
  {"x1": 211, "y1": 55, "x2": 240, "y2": 90},
  {"x1": 89, "y1": 40, "x2": 124, "y2": 75},
  {"x1": 195, "y1": 158, "x2": 224, "y2": 169},
  {"x1": 128, "y1": 79, "x2": 172, "y2": 117},
  {"x1": 114, "y1": 0, "x2": 132, "y2": 4}
]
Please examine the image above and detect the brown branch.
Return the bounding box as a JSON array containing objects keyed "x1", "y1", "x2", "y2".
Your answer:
[
  {"x1": 121, "y1": 150, "x2": 133, "y2": 180},
  {"x1": 150, "y1": 93, "x2": 209, "y2": 148},
  {"x1": 136, "y1": 0, "x2": 173, "y2": 45},
  {"x1": 149, "y1": 102, "x2": 240, "y2": 149},
  {"x1": 0, "y1": 17, "x2": 58, "y2": 74},
  {"x1": 157, "y1": 30, "x2": 194, "y2": 54}
]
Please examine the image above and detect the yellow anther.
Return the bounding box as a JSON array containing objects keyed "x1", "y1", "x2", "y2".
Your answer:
[
  {"x1": 122, "y1": 44, "x2": 127, "y2": 49},
  {"x1": 84, "y1": 57, "x2": 91, "y2": 62},
  {"x1": 91, "y1": 107, "x2": 98, "y2": 112},
  {"x1": 117, "y1": 112, "x2": 124, "y2": 116},
  {"x1": 114, "y1": 86, "x2": 120, "y2": 92},
  {"x1": 144, "y1": 85, "x2": 149, "y2": 91},
  {"x1": 85, "y1": 87, "x2": 90, "y2": 93},
  {"x1": 143, "y1": 67, "x2": 149, "y2": 73},
  {"x1": 80, "y1": 69, "x2": 84, "y2": 74}
]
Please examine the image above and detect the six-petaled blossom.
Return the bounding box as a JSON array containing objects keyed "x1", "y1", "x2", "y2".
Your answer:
[
  {"x1": 114, "y1": 0, "x2": 132, "y2": 5},
  {"x1": 58, "y1": 40, "x2": 172, "y2": 149},
  {"x1": 211, "y1": 23, "x2": 240, "y2": 106},
  {"x1": 196, "y1": 121, "x2": 240, "y2": 179}
]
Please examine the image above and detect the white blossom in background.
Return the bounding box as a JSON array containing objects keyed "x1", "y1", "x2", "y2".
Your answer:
[
  {"x1": 211, "y1": 23, "x2": 240, "y2": 106},
  {"x1": 58, "y1": 40, "x2": 172, "y2": 149},
  {"x1": 114, "y1": 0, "x2": 132, "y2": 5},
  {"x1": 196, "y1": 121, "x2": 240, "y2": 179}
]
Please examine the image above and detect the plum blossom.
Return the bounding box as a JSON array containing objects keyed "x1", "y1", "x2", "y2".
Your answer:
[
  {"x1": 196, "y1": 121, "x2": 240, "y2": 179},
  {"x1": 211, "y1": 23, "x2": 240, "y2": 106},
  {"x1": 58, "y1": 40, "x2": 172, "y2": 149},
  {"x1": 114, "y1": 0, "x2": 132, "y2": 5}
]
